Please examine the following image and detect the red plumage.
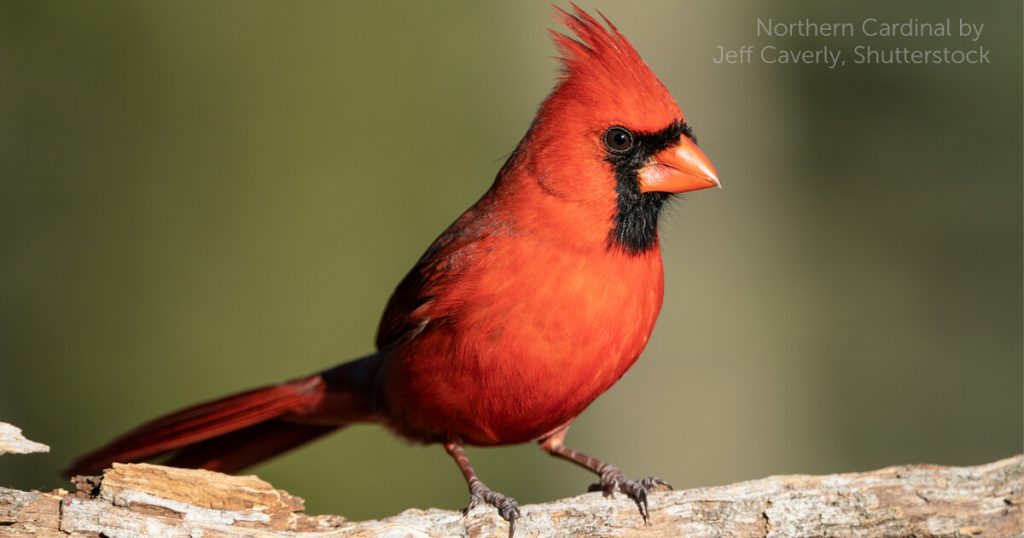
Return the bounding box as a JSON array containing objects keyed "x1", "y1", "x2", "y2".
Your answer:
[
  {"x1": 68, "y1": 5, "x2": 719, "y2": 534},
  {"x1": 68, "y1": 376, "x2": 329, "y2": 474}
]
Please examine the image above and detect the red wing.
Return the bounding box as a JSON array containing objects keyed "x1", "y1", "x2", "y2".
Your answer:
[
  {"x1": 375, "y1": 262, "x2": 434, "y2": 350},
  {"x1": 375, "y1": 194, "x2": 499, "y2": 350}
]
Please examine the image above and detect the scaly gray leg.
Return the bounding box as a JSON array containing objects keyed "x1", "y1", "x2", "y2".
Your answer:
[
  {"x1": 445, "y1": 439, "x2": 521, "y2": 537},
  {"x1": 539, "y1": 426, "x2": 671, "y2": 523}
]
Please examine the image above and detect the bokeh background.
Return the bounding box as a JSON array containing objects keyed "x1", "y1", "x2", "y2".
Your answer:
[{"x1": 1, "y1": 0, "x2": 1020, "y2": 520}]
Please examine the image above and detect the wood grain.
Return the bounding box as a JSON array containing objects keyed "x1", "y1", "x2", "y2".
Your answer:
[{"x1": 0, "y1": 423, "x2": 1020, "y2": 537}]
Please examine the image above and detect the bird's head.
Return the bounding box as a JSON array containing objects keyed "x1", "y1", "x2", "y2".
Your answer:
[{"x1": 508, "y1": 5, "x2": 719, "y2": 254}]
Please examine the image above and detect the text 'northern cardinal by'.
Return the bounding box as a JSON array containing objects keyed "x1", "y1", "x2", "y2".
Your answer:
[{"x1": 68, "y1": 5, "x2": 719, "y2": 535}]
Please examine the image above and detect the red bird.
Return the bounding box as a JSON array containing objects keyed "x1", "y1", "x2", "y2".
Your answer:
[{"x1": 68, "y1": 5, "x2": 719, "y2": 534}]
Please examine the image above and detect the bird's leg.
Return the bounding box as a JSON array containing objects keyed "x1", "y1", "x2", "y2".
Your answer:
[
  {"x1": 444, "y1": 439, "x2": 521, "y2": 537},
  {"x1": 539, "y1": 426, "x2": 671, "y2": 524}
]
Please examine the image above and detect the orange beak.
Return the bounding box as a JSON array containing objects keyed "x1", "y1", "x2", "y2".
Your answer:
[{"x1": 637, "y1": 136, "x2": 720, "y2": 194}]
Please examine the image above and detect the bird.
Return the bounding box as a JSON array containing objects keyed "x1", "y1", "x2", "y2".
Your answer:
[{"x1": 67, "y1": 5, "x2": 719, "y2": 536}]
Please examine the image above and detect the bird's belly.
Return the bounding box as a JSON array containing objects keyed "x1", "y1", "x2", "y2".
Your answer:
[{"x1": 381, "y1": 250, "x2": 664, "y2": 445}]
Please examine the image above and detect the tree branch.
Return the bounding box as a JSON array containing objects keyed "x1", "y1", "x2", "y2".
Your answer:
[
  {"x1": 0, "y1": 423, "x2": 49, "y2": 456},
  {"x1": 0, "y1": 422, "x2": 1020, "y2": 537}
]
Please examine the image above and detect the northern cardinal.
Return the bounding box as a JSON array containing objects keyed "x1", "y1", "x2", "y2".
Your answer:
[{"x1": 68, "y1": 5, "x2": 719, "y2": 535}]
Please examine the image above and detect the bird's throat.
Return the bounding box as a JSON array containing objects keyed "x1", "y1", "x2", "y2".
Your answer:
[{"x1": 610, "y1": 181, "x2": 669, "y2": 254}]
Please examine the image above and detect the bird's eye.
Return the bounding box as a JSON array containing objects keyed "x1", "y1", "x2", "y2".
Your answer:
[{"x1": 603, "y1": 126, "x2": 634, "y2": 154}]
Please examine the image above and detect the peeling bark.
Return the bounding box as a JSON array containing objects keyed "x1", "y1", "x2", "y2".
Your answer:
[
  {"x1": 0, "y1": 423, "x2": 1020, "y2": 537},
  {"x1": 0, "y1": 423, "x2": 49, "y2": 456}
]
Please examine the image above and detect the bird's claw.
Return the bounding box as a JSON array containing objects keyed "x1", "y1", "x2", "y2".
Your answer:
[
  {"x1": 587, "y1": 467, "x2": 672, "y2": 524},
  {"x1": 463, "y1": 483, "x2": 521, "y2": 537}
]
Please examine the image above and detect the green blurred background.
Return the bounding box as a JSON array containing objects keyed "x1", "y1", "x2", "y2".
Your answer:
[{"x1": 1, "y1": 0, "x2": 1020, "y2": 521}]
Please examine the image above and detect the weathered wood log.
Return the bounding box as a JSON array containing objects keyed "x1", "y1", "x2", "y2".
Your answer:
[
  {"x1": 0, "y1": 423, "x2": 49, "y2": 456},
  {"x1": 0, "y1": 423, "x2": 1020, "y2": 537}
]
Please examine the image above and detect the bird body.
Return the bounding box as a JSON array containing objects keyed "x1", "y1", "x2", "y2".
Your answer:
[
  {"x1": 377, "y1": 194, "x2": 665, "y2": 446},
  {"x1": 69, "y1": 6, "x2": 719, "y2": 534}
]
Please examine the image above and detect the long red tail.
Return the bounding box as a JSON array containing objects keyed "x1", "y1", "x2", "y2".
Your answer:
[{"x1": 66, "y1": 355, "x2": 380, "y2": 477}]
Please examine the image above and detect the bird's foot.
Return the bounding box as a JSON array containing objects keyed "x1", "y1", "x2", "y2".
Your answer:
[
  {"x1": 462, "y1": 482, "x2": 521, "y2": 537},
  {"x1": 588, "y1": 466, "x2": 672, "y2": 524}
]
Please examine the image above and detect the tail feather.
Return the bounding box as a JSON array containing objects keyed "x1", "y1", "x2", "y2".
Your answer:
[
  {"x1": 162, "y1": 420, "x2": 338, "y2": 474},
  {"x1": 67, "y1": 355, "x2": 383, "y2": 478},
  {"x1": 65, "y1": 375, "x2": 328, "y2": 477}
]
